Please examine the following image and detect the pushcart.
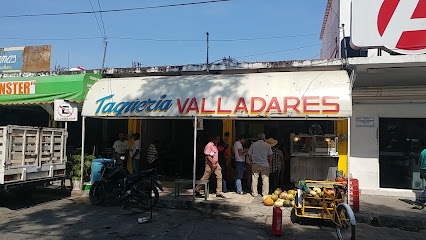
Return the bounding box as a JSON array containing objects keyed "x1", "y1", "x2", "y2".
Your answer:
[{"x1": 291, "y1": 180, "x2": 356, "y2": 240}]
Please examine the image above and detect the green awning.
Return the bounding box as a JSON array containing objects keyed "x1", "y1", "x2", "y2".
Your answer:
[{"x1": 0, "y1": 74, "x2": 102, "y2": 105}]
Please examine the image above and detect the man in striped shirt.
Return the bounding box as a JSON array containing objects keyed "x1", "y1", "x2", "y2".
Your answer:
[{"x1": 147, "y1": 140, "x2": 160, "y2": 169}]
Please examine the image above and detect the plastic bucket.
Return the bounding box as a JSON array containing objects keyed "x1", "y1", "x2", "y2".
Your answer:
[{"x1": 91, "y1": 158, "x2": 114, "y2": 185}]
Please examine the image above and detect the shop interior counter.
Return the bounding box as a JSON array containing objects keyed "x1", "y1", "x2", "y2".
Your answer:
[{"x1": 290, "y1": 133, "x2": 339, "y2": 183}]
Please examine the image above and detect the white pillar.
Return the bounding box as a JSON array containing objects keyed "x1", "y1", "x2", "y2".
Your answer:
[
  {"x1": 192, "y1": 116, "x2": 198, "y2": 199},
  {"x1": 80, "y1": 116, "x2": 86, "y2": 190},
  {"x1": 347, "y1": 117, "x2": 351, "y2": 204}
]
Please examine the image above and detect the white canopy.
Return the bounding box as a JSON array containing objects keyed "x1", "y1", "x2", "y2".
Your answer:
[{"x1": 82, "y1": 71, "x2": 352, "y2": 118}]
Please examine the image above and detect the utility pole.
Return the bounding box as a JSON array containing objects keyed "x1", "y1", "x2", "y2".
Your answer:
[
  {"x1": 102, "y1": 38, "x2": 108, "y2": 70},
  {"x1": 206, "y1": 32, "x2": 209, "y2": 69}
]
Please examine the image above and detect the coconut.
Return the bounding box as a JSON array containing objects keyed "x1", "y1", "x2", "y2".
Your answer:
[
  {"x1": 279, "y1": 192, "x2": 288, "y2": 199},
  {"x1": 271, "y1": 194, "x2": 279, "y2": 202}
]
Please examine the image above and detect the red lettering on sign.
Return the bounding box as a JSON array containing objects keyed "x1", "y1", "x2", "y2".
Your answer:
[
  {"x1": 0, "y1": 83, "x2": 5, "y2": 95},
  {"x1": 284, "y1": 97, "x2": 301, "y2": 114},
  {"x1": 265, "y1": 97, "x2": 282, "y2": 114},
  {"x1": 411, "y1": 0, "x2": 426, "y2": 19},
  {"x1": 177, "y1": 98, "x2": 189, "y2": 114},
  {"x1": 12, "y1": 82, "x2": 18, "y2": 94},
  {"x1": 322, "y1": 96, "x2": 340, "y2": 114},
  {"x1": 217, "y1": 98, "x2": 232, "y2": 114},
  {"x1": 6, "y1": 82, "x2": 12, "y2": 94},
  {"x1": 378, "y1": 0, "x2": 426, "y2": 51},
  {"x1": 18, "y1": 82, "x2": 23, "y2": 94},
  {"x1": 201, "y1": 98, "x2": 215, "y2": 114},
  {"x1": 303, "y1": 96, "x2": 320, "y2": 114},
  {"x1": 396, "y1": 30, "x2": 426, "y2": 50},
  {"x1": 185, "y1": 98, "x2": 199, "y2": 114},
  {"x1": 378, "y1": 0, "x2": 399, "y2": 36},
  {"x1": 23, "y1": 82, "x2": 30, "y2": 94},
  {"x1": 234, "y1": 97, "x2": 249, "y2": 114},
  {"x1": 250, "y1": 97, "x2": 266, "y2": 114}
]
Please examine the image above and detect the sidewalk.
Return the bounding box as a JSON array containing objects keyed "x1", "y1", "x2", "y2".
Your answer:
[{"x1": 157, "y1": 185, "x2": 426, "y2": 230}]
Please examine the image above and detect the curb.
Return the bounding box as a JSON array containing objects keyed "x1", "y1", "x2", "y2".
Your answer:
[
  {"x1": 159, "y1": 197, "x2": 426, "y2": 230},
  {"x1": 158, "y1": 197, "x2": 291, "y2": 216}
]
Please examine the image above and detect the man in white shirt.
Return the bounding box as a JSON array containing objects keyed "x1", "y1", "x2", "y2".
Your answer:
[
  {"x1": 234, "y1": 136, "x2": 248, "y2": 194},
  {"x1": 248, "y1": 133, "x2": 272, "y2": 197},
  {"x1": 130, "y1": 133, "x2": 141, "y2": 173},
  {"x1": 113, "y1": 133, "x2": 128, "y2": 167}
]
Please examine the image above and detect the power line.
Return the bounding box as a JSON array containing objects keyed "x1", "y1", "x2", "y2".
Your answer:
[
  {"x1": 0, "y1": 31, "x2": 339, "y2": 42},
  {"x1": 97, "y1": 0, "x2": 106, "y2": 38},
  {"x1": 234, "y1": 43, "x2": 324, "y2": 59},
  {"x1": 0, "y1": 0, "x2": 231, "y2": 19},
  {"x1": 88, "y1": 0, "x2": 105, "y2": 39},
  {"x1": 310, "y1": 41, "x2": 337, "y2": 60}
]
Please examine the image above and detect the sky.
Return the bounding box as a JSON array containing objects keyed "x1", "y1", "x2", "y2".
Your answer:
[{"x1": 0, "y1": 0, "x2": 328, "y2": 70}]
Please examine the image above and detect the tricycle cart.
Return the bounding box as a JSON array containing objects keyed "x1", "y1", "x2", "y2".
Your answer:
[{"x1": 291, "y1": 180, "x2": 356, "y2": 240}]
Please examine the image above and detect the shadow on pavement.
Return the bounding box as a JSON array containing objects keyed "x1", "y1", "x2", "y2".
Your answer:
[{"x1": 0, "y1": 187, "x2": 72, "y2": 210}]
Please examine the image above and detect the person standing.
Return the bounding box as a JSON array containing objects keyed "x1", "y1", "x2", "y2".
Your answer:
[
  {"x1": 234, "y1": 136, "x2": 248, "y2": 194},
  {"x1": 414, "y1": 148, "x2": 426, "y2": 210},
  {"x1": 130, "y1": 133, "x2": 141, "y2": 174},
  {"x1": 113, "y1": 133, "x2": 128, "y2": 167},
  {"x1": 248, "y1": 133, "x2": 272, "y2": 197},
  {"x1": 147, "y1": 139, "x2": 160, "y2": 170},
  {"x1": 195, "y1": 135, "x2": 226, "y2": 198},
  {"x1": 267, "y1": 138, "x2": 284, "y2": 193}
]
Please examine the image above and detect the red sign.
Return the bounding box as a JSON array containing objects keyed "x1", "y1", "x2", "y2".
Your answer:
[
  {"x1": 352, "y1": 0, "x2": 426, "y2": 54},
  {"x1": 378, "y1": 0, "x2": 426, "y2": 51}
]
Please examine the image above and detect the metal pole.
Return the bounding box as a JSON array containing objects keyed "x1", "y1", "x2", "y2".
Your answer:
[
  {"x1": 102, "y1": 38, "x2": 108, "y2": 70},
  {"x1": 80, "y1": 116, "x2": 86, "y2": 190},
  {"x1": 206, "y1": 32, "x2": 209, "y2": 68},
  {"x1": 65, "y1": 121, "x2": 68, "y2": 130},
  {"x1": 192, "y1": 116, "x2": 198, "y2": 199},
  {"x1": 347, "y1": 117, "x2": 351, "y2": 204}
]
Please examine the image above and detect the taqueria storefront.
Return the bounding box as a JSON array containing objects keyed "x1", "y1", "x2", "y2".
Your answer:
[{"x1": 80, "y1": 71, "x2": 352, "y2": 190}]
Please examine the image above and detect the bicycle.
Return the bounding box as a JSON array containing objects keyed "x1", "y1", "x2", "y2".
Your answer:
[{"x1": 291, "y1": 180, "x2": 356, "y2": 240}]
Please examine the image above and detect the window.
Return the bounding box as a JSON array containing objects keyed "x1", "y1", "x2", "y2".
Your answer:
[{"x1": 379, "y1": 118, "x2": 424, "y2": 189}]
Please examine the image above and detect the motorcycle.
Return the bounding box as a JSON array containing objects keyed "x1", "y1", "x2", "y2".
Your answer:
[{"x1": 89, "y1": 161, "x2": 163, "y2": 209}]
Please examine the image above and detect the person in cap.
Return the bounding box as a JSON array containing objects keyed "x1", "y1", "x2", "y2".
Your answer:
[
  {"x1": 267, "y1": 138, "x2": 284, "y2": 193},
  {"x1": 113, "y1": 133, "x2": 128, "y2": 167}
]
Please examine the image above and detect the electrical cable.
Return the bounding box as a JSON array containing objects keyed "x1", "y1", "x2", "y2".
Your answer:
[
  {"x1": 97, "y1": 0, "x2": 107, "y2": 38},
  {"x1": 88, "y1": 0, "x2": 105, "y2": 39},
  {"x1": 0, "y1": 31, "x2": 340, "y2": 42},
  {"x1": 0, "y1": 0, "x2": 231, "y2": 19}
]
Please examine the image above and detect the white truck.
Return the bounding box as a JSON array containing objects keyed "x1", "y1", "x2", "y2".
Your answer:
[{"x1": 0, "y1": 125, "x2": 67, "y2": 191}]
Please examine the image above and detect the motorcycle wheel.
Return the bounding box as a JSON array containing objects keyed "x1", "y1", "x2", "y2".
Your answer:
[
  {"x1": 135, "y1": 184, "x2": 159, "y2": 209},
  {"x1": 89, "y1": 181, "x2": 107, "y2": 205}
]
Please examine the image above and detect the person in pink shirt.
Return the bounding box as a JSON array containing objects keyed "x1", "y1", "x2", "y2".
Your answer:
[{"x1": 195, "y1": 135, "x2": 226, "y2": 198}]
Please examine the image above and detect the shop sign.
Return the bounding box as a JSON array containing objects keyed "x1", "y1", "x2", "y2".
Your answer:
[
  {"x1": 351, "y1": 0, "x2": 426, "y2": 54},
  {"x1": 0, "y1": 80, "x2": 36, "y2": 95},
  {"x1": 82, "y1": 72, "x2": 352, "y2": 118},
  {"x1": 356, "y1": 117, "x2": 375, "y2": 127},
  {"x1": 0, "y1": 45, "x2": 51, "y2": 73},
  {"x1": 93, "y1": 94, "x2": 341, "y2": 117},
  {"x1": 54, "y1": 99, "x2": 78, "y2": 121}
]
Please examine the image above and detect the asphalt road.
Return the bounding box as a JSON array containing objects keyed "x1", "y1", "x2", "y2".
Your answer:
[{"x1": 0, "y1": 189, "x2": 425, "y2": 240}]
